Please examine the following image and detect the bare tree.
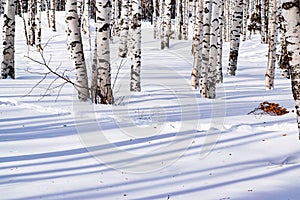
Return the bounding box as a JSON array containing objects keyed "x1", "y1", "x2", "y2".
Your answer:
[
  {"x1": 93, "y1": 0, "x2": 113, "y2": 104},
  {"x1": 1, "y1": 0, "x2": 16, "y2": 79},
  {"x1": 130, "y1": 0, "x2": 142, "y2": 92},
  {"x1": 65, "y1": 0, "x2": 90, "y2": 101},
  {"x1": 281, "y1": 0, "x2": 300, "y2": 139}
]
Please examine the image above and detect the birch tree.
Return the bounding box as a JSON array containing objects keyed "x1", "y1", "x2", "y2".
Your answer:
[
  {"x1": 65, "y1": 0, "x2": 89, "y2": 101},
  {"x1": 153, "y1": 0, "x2": 158, "y2": 39},
  {"x1": 191, "y1": 0, "x2": 203, "y2": 89},
  {"x1": 50, "y1": 0, "x2": 56, "y2": 31},
  {"x1": 94, "y1": 0, "x2": 113, "y2": 104},
  {"x1": 181, "y1": 0, "x2": 188, "y2": 40},
  {"x1": 119, "y1": 0, "x2": 130, "y2": 58},
  {"x1": 200, "y1": 0, "x2": 212, "y2": 98},
  {"x1": 260, "y1": 0, "x2": 267, "y2": 43},
  {"x1": 81, "y1": 0, "x2": 91, "y2": 48},
  {"x1": 161, "y1": 0, "x2": 171, "y2": 49},
  {"x1": 227, "y1": 0, "x2": 243, "y2": 76},
  {"x1": 36, "y1": 0, "x2": 42, "y2": 50},
  {"x1": 265, "y1": 0, "x2": 277, "y2": 89},
  {"x1": 217, "y1": 1, "x2": 224, "y2": 83},
  {"x1": 1, "y1": 0, "x2": 16, "y2": 79},
  {"x1": 130, "y1": 0, "x2": 142, "y2": 92},
  {"x1": 242, "y1": 0, "x2": 249, "y2": 41},
  {"x1": 28, "y1": 0, "x2": 36, "y2": 46},
  {"x1": 175, "y1": 0, "x2": 183, "y2": 40},
  {"x1": 206, "y1": 0, "x2": 220, "y2": 98},
  {"x1": 281, "y1": 0, "x2": 300, "y2": 139}
]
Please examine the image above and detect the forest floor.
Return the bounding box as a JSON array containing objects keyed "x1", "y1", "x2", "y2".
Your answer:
[{"x1": 1, "y1": 12, "x2": 300, "y2": 200}]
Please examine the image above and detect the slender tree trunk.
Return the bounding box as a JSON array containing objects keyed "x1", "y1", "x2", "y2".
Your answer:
[
  {"x1": 81, "y1": 0, "x2": 91, "y2": 49},
  {"x1": 119, "y1": 0, "x2": 130, "y2": 58},
  {"x1": 191, "y1": 0, "x2": 203, "y2": 89},
  {"x1": 181, "y1": 0, "x2": 188, "y2": 40},
  {"x1": 281, "y1": 0, "x2": 300, "y2": 139},
  {"x1": 242, "y1": 0, "x2": 249, "y2": 41},
  {"x1": 200, "y1": 0, "x2": 212, "y2": 98},
  {"x1": 217, "y1": 1, "x2": 224, "y2": 83},
  {"x1": 260, "y1": 0, "x2": 267, "y2": 43},
  {"x1": 20, "y1": 0, "x2": 29, "y2": 45},
  {"x1": 1, "y1": 0, "x2": 16, "y2": 79},
  {"x1": 175, "y1": 0, "x2": 183, "y2": 40},
  {"x1": 153, "y1": 0, "x2": 158, "y2": 39},
  {"x1": 161, "y1": 0, "x2": 171, "y2": 49},
  {"x1": 265, "y1": 0, "x2": 277, "y2": 89},
  {"x1": 130, "y1": 0, "x2": 142, "y2": 92},
  {"x1": 227, "y1": 0, "x2": 243, "y2": 76},
  {"x1": 65, "y1": 0, "x2": 89, "y2": 101},
  {"x1": 36, "y1": 0, "x2": 42, "y2": 50},
  {"x1": 77, "y1": 0, "x2": 83, "y2": 21},
  {"x1": 206, "y1": 0, "x2": 220, "y2": 99},
  {"x1": 28, "y1": 0, "x2": 36, "y2": 46},
  {"x1": 46, "y1": 0, "x2": 51, "y2": 28},
  {"x1": 95, "y1": 0, "x2": 113, "y2": 104},
  {"x1": 50, "y1": 0, "x2": 56, "y2": 31}
]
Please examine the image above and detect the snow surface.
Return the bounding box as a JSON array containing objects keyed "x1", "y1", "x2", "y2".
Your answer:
[{"x1": 1, "y1": 12, "x2": 300, "y2": 200}]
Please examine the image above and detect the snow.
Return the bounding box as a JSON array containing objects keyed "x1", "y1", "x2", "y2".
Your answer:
[{"x1": 1, "y1": 12, "x2": 300, "y2": 200}]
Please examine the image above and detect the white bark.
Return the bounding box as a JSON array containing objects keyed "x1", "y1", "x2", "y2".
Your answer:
[
  {"x1": 65, "y1": 0, "x2": 89, "y2": 101},
  {"x1": 130, "y1": 0, "x2": 142, "y2": 92},
  {"x1": 119, "y1": 0, "x2": 130, "y2": 58},
  {"x1": 28, "y1": 0, "x2": 36, "y2": 46},
  {"x1": 242, "y1": 0, "x2": 249, "y2": 41},
  {"x1": 161, "y1": 0, "x2": 171, "y2": 49},
  {"x1": 1, "y1": 0, "x2": 16, "y2": 79},
  {"x1": 36, "y1": 0, "x2": 42, "y2": 50},
  {"x1": 200, "y1": 0, "x2": 212, "y2": 98},
  {"x1": 281, "y1": 0, "x2": 300, "y2": 139},
  {"x1": 50, "y1": 0, "x2": 56, "y2": 31},
  {"x1": 265, "y1": 0, "x2": 277, "y2": 90},
  {"x1": 175, "y1": 0, "x2": 183, "y2": 40},
  {"x1": 227, "y1": 0, "x2": 243, "y2": 76},
  {"x1": 260, "y1": 0, "x2": 266, "y2": 43},
  {"x1": 206, "y1": 0, "x2": 220, "y2": 99},
  {"x1": 191, "y1": 0, "x2": 203, "y2": 89},
  {"x1": 95, "y1": 0, "x2": 113, "y2": 104},
  {"x1": 181, "y1": 0, "x2": 189, "y2": 40},
  {"x1": 153, "y1": 0, "x2": 158, "y2": 39},
  {"x1": 217, "y1": 1, "x2": 224, "y2": 83},
  {"x1": 81, "y1": 0, "x2": 91, "y2": 48}
]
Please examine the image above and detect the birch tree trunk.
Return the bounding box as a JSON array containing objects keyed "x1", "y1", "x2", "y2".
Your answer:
[
  {"x1": 153, "y1": 0, "x2": 158, "y2": 39},
  {"x1": 191, "y1": 0, "x2": 203, "y2": 89},
  {"x1": 77, "y1": 0, "x2": 83, "y2": 21},
  {"x1": 181, "y1": 0, "x2": 189, "y2": 40},
  {"x1": 161, "y1": 0, "x2": 171, "y2": 49},
  {"x1": 260, "y1": 0, "x2": 267, "y2": 43},
  {"x1": 175, "y1": 0, "x2": 183, "y2": 40},
  {"x1": 95, "y1": 0, "x2": 113, "y2": 104},
  {"x1": 81, "y1": 0, "x2": 91, "y2": 48},
  {"x1": 265, "y1": 0, "x2": 277, "y2": 89},
  {"x1": 20, "y1": 0, "x2": 29, "y2": 46},
  {"x1": 217, "y1": 1, "x2": 224, "y2": 83},
  {"x1": 65, "y1": 0, "x2": 89, "y2": 101},
  {"x1": 46, "y1": 0, "x2": 51, "y2": 28},
  {"x1": 1, "y1": 0, "x2": 16, "y2": 79},
  {"x1": 281, "y1": 0, "x2": 300, "y2": 139},
  {"x1": 130, "y1": 0, "x2": 142, "y2": 92},
  {"x1": 227, "y1": 0, "x2": 243, "y2": 76},
  {"x1": 200, "y1": 0, "x2": 212, "y2": 98},
  {"x1": 36, "y1": 0, "x2": 42, "y2": 50},
  {"x1": 50, "y1": 0, "x2": 56, "y2": 31},
  {"x1": 242, "y1": 0, "x2": 249, "y2": 41},
  {"x1": 119, "y1": 0, "x2": 130, "y2": 58},
  {"x1": 206, "y1": 0, "x2": 220, "y2": 99},
  {"x1": 28, "y1": 0, "x2": 36, "y2": 46}
]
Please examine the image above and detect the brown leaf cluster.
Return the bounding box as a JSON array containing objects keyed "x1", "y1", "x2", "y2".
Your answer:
[{"x1": 259, "y1": 101, "x2": 289, "y2": 116}]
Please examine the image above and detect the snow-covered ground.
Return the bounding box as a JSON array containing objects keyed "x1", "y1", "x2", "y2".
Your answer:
[{"x1": 1, "y1": 12, "x2": 300, "y2": 200}]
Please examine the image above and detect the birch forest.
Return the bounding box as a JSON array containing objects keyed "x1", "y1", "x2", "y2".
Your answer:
[{"x1": 3, "y1": 1, "x2": 300, "y2": 198}]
